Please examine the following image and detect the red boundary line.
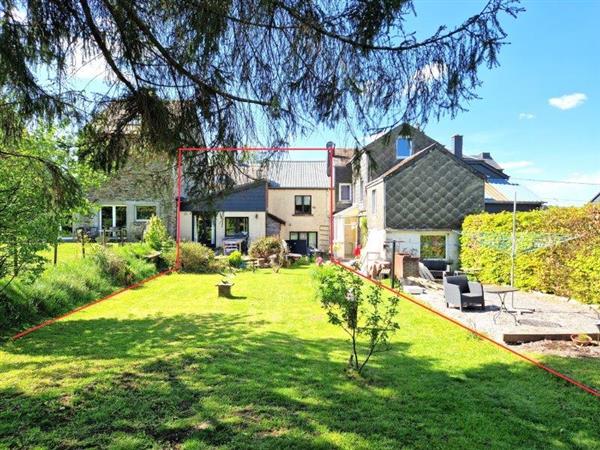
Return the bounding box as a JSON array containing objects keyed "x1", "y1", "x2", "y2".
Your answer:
[
  {"x1": 11, "y1": 269, "x2": 172, "y2": 341},
  {"x1": 176, "y1": 147, "x2": 598, "y2": 399},
  {"x1": 9, "y1": 147, "x2": 596, "y2": 399},
  {"x1": 332, "y1": 259, "x2": 600, "y2": 398},
  {"x1": 175, "y1": 147, "x2": 331, "y2": 270}
]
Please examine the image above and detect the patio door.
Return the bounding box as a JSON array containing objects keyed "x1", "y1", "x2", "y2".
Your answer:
[
  {"x1": 100, "y1": 205, "x2": 127, "y2": 228},
  {"x1": 194, "y1": 214, "x2": 215, "y2": 246}
]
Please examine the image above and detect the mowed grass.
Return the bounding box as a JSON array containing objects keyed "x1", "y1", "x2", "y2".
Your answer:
[
  {"x1": 0, "y1": 267, "x2": 598, "y2": 449},
  {"x1": 38, "y1": 242, "x2": 97, "y2": 265}
]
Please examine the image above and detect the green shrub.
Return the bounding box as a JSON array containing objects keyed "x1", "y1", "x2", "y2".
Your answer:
[
  {"x1": 461, "y1": 204, "x2": 600, "y2": 304},
  {"x1": 248, "y1": 236, "x2": 283, "y2": 259},
  {"x1": 29, "y1": 259, "x2": 114, "y2": 316},
  {"x1": 143, "y1": 215, "x2": 172, "y2": 251},
  {"x1": 228, "y1": 250, "x2": 243, "y2": 268},
  {"x1": 165, "y1": 242, "x2": 223, "y2": 273},
  {"x1": 94, "y1": 247, "x2": 135, "y2": 286},
  {"x1": 0, "y1": 244, "x2": 160, "y2": 339}
]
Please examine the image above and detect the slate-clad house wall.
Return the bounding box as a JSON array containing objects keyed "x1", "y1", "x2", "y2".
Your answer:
[
  {"x1": 382, "y1": 146, "x2": 485, "y2": 230},
  {"x1": 182, "y1": 181, "x2": 267, "y2": 213},
  {"x1": 365, "y1": 126, "x2": 439, "y2": 179}
]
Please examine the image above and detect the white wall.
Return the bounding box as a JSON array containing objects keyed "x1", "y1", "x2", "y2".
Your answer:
[
  {"x1": 366, "y1": 180, "x2": 385, "y2": 231},
  {"x1": 214, "y1": 211, "x2": 266, "y2": 248}
]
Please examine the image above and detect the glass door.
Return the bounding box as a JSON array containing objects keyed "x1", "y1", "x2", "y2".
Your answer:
[{"x1": 115, "y1": 206, "x2": 127, "y2": 228}]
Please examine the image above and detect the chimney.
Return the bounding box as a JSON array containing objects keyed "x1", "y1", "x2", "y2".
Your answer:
[{"x1": 452, "y1": 135, "x2": 463, "y2": 159}]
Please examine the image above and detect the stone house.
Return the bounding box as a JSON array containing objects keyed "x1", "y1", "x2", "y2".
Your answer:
[{"x1": 74, "y1": 155, "x2": 176, "y2": 240}]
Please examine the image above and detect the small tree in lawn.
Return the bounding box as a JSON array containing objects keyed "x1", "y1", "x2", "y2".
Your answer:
[
  {"x1": 143, "y1": 215, "x2": 171, "y2": 251},
  {"x1": 313, "y1": 265, "x2": 400, "y2": 374}
]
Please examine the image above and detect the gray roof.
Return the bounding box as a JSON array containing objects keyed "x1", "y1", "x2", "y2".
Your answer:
[
  {"x1": 238, "y1": 161, "x2": 329, "y2": 188},
  {"x1": 485, "y1": 178, "x2": 544, "y2": 204}
]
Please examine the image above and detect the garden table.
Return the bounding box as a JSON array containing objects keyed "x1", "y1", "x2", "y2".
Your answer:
[{"x1": 483, "y1": 285, "x2": 520, "y2": 325}]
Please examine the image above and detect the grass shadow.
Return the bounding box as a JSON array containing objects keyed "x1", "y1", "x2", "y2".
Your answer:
[{"x1": 1, "y1": 312, "x2": 599, "y2": 449}]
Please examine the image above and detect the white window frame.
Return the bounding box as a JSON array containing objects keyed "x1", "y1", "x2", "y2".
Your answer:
[
  {"x1": 339, "y1": 183, "x2": 352, "y2": 203},
  {"x1": 99, "y1": 205, "x2": 127, "y2": 228},
  {"x1": 135, "y1": 205, "x2": 158, "y2": 222}
]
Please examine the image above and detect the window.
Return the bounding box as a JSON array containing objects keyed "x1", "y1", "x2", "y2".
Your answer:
[
  {"x1": 225, "y1": 217, "x2": 249, "y2": 236},
  {"x1": 339, "y1": 183, "x2": 352, "y2": 202},
  {"x1": 135, "y1": 205, "x2": 157, "y2": 221},
  {"x1": 359, "y1": 180, "x2": 364, "y2": 202},
  {"x1": 396, "y1": 136, "x2": 412, "y2": 159},
  {"x1": 420, "y1": 235, "x2": 447, "y2": 259},
  {"x1": 290, "y1": 231, "x2": 318, "y2": 249},
  {"x1": 100, "y1": 205, "x2": 127, "y2": 228},
  {"x1": 371, "y1": 189, "x2": 376, "y2": 214},
  {"x1": 294, "y1": 195, "x2": 312, "y2": 215}
]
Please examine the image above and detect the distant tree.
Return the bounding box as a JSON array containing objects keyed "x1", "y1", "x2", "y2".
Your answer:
[
  {"x1": 0, "y1": 119, "x2": 100, "y2": 290},
  {"x1": 0, "y1": 0, "x2": 522, "y2": 194}
]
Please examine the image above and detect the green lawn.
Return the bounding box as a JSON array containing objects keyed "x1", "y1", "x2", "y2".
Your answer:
[
  {"x1": 38, "y1": 242, "x2": 98, "y2": 264},
  {"x1": 0, "y1": 266, "x2": 598, "y2": 449}
]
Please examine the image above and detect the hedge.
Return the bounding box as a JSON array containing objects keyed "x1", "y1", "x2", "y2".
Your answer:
[{"x1": 460, "y1": 204, "x2": 600, "y2": 304}]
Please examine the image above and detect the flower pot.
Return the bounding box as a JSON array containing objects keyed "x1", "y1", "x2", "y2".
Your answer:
[
  {"x1": 216, "y1": 283, "x2": 234, "y2": 298},
  {"x1": 570, "y1": 334, "x2": 593, "y2": 347}
]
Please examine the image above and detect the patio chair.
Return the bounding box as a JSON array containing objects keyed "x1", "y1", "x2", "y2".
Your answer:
[{"x1": 443, "y1": 275, "x2": 485, "y2": 311}]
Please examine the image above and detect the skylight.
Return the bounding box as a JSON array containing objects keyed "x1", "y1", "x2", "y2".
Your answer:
[{"x1": 396, "y1": 137, "x2": 412, "y2": 159}]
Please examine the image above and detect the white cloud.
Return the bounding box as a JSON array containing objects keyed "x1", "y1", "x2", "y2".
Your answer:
[
  {"x1": 500, "y1": 160, "x2": 534, "y2": 170},
  {"x1": 361, "y1": 130, "x2": 386, "y2": 145},
  {"x1": 501, "y1": 160, "x2": 543, "y2": 175},
  {"x1": 69, "y1": 46, "x2": 107, "y2": 79},
  {"x1": 10, "y1": 7, "x2": 26, "y2": 23},
  {"x1": 548, "y1": 93, "x2": 587, "y2": 110},
  {"x1": 414, "y1": 63, "x2": 446, "y2": 83},
  {"x1": 518, "y1": 113, "x2": 535, "y2": 120}
]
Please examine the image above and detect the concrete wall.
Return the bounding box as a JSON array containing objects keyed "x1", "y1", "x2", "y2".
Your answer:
[{"x1": 267, "y1": 188, "x2": 330, "y2": 251}]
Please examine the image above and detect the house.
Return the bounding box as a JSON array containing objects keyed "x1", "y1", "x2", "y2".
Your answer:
[
  {"x1": 334, "y1": 125, "x2": 545, "y2": 265},
  {"x1": 459, "y1": 141, "x2": 544, "y2": 213},
  {"x1": 73, "y1": 154, "x2": 176, "y2": 240},
  {"x1": 179, "y1": 158, "x2": 350, "y2": 253}
]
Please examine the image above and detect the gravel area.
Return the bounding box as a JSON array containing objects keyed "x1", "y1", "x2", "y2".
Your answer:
[
  {"x1": 513, "y1": 339, "x2": 600, "y2": 358},
  {"x1": 401, "y1": 279, "x2": 600, "y2": 348}
]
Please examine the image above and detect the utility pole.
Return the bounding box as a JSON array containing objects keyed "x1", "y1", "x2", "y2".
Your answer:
[{"x1": 510, "y1": 189, "x2": 517, "y2": 288}]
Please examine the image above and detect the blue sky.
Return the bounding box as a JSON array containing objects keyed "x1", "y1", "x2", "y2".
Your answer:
[{"x1": 290, "y1": 1, "x2": 600, "y2": 205}]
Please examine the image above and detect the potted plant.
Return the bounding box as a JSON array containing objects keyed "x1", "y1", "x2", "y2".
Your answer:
[{"x1": 570, "y1": 333, "x2": 593, "y2": 347}]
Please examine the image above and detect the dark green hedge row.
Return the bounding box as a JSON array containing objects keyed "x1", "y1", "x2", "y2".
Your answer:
[{"x1": 460, "y1": 204, "x2": 600, "y2": 304}]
